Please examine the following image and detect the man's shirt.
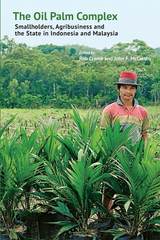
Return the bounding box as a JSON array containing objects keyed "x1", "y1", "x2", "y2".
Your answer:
[{"x1": 100, "y1": 97, "x2": 149, "y2": 143}]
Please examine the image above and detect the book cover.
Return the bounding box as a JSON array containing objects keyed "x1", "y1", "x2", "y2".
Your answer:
[{"x1": 0, "y1": 1, "x2": 160, "y2": 240}]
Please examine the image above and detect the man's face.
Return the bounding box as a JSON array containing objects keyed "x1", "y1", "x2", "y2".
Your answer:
[{"x1": 119, "y1": 85, "x2": 137, "y2": 102}]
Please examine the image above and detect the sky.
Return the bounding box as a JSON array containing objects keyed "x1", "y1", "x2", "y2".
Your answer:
[{"x1": 1, "y1": 0, "x2": 160, "y2": 49}]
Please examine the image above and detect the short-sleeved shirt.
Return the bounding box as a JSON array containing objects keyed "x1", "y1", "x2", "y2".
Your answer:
[{"x1": 100, "y1": 97, "x2": 149, "y2": 143}]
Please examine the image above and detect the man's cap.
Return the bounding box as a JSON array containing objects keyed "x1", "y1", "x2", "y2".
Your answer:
[{"x1": 116, "y1": 71, "x2": 140, "y2": 86}]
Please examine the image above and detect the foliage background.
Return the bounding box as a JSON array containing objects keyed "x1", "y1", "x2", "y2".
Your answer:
[{"x1": 1, "y1": 37, "x2": 160, "y2": 108}]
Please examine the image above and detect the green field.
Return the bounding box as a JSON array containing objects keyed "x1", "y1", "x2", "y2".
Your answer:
[
  {"x1": 1, "y1": 106, "x2": 160, "y2": 131},
  {"x1": 1, "y1": 106, "x2": 160, "y2": 120},
  {"x1": 1, "y1": 106, "x2": 160, "y2": 155}
]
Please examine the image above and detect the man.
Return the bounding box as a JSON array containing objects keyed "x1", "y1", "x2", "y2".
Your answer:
[
  {"x1": 100, "y1": 71, "x2": 149, "y2": 143},
  {"x1": 100, "y1": 71, "x2": 149, "y2": 211}
]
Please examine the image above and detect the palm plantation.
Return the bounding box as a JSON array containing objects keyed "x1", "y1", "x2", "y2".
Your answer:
[{"x1": 0, "y1": 109, "x2": 160, "y2": 239}]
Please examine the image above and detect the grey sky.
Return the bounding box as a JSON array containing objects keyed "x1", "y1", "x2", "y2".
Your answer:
[{"x1": 1, "y1": 0, "x2": 160, "y2": 49}]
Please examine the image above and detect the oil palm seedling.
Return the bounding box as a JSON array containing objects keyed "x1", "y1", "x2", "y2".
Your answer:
[
  {"x1": 13, "y1": 128, "x2": 42, "y2": 210},
  {"x1": 0, "y1": 143, "x2": 22, "y2": 239},
  {"x1": 99, "y1": 121, "x2": 134, "y2": 167},
  {"x1": 58, "y1": 107, "x2": 102, "y2": 162},
  {"x1": 105, "y1": 143, "x2": 160, "y2": 240},
  {"x1": 71, "y1": 107, "x2": 101, "y2": 149},
  {"x1": 0, "y1": 128, "x2": 42, "y2": 239},
  {"x1": 37, "y1": 119, "x2": 61, "y2": 165},
  {"x1": 39, "y1": 148, "x2": 110, "y2": 239}
]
